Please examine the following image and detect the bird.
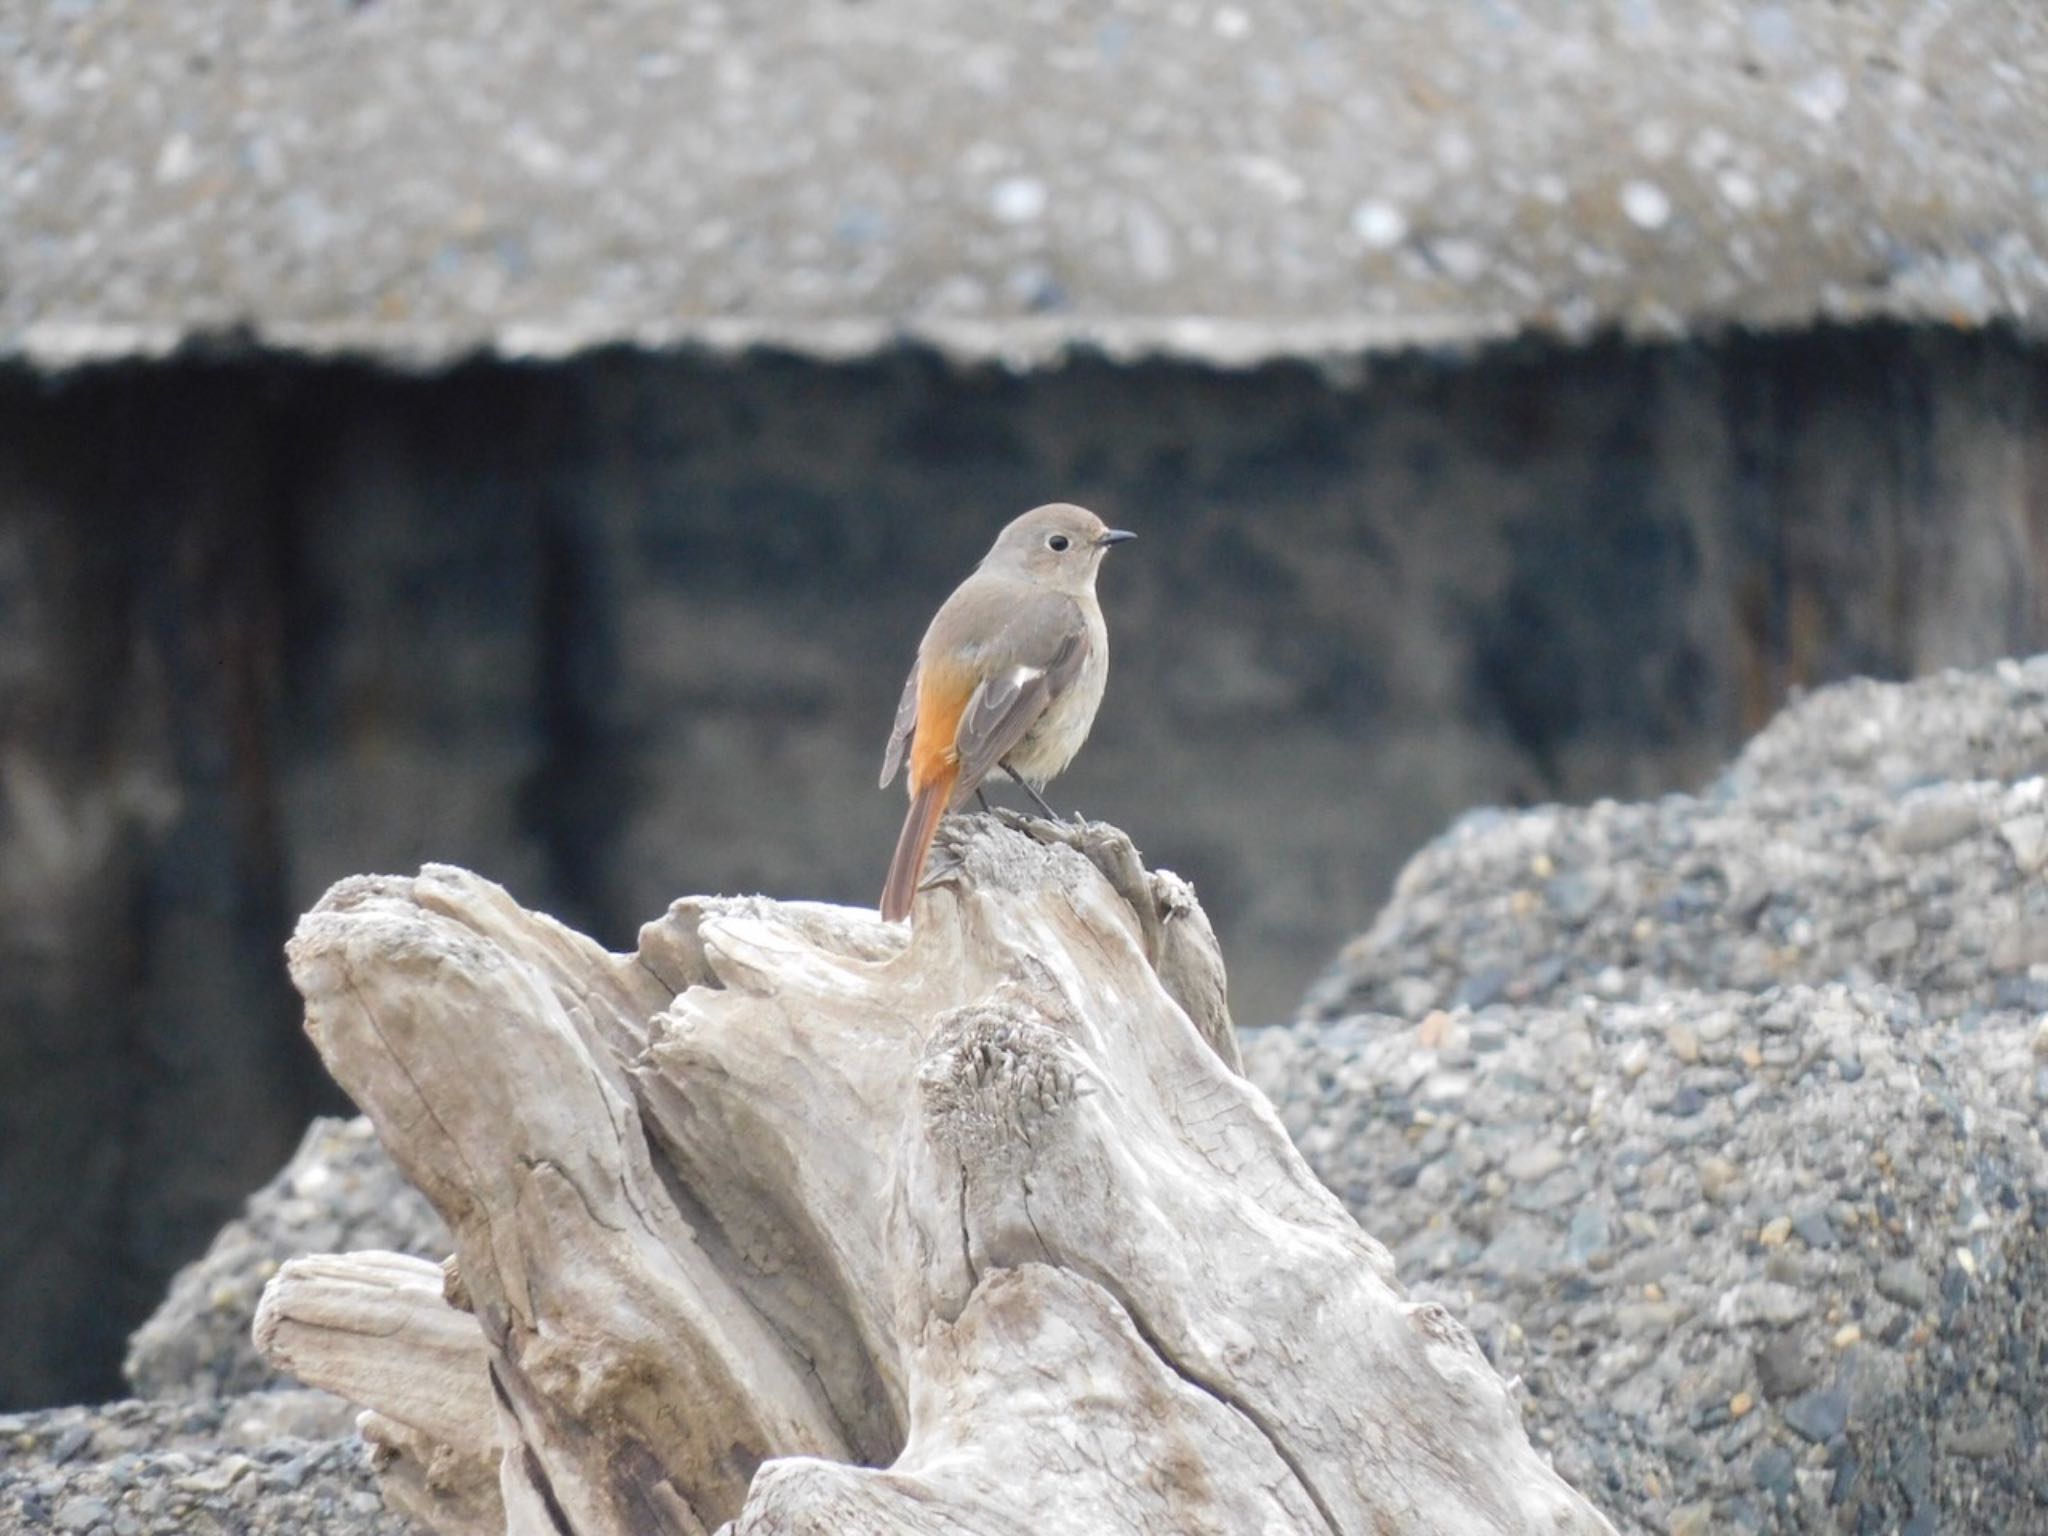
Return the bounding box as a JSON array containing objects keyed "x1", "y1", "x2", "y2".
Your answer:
[{"x1": 878, "y1": 503, "x2": 1135, "y2": 923}]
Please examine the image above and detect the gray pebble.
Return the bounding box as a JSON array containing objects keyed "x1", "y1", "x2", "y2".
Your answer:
[
  {"x1": 1509, "y1": 1170, "x2": 1587, "y2": 1213},
  {"x1": 1754, "y1": 1340, "x2": 1821, "y2": 1401},
  {"x1": 1782, "y1": 1385, "x2": 1850, "y2": 1444},
  {"x1": 54, "y1": 1497, "x2": 113, "y2": 1533},
  {"x1": 1752, "y1": 1445, "x2": 1796, "y2": 1494},
  {"x1": 1719, "y1": 1282, "x2": 1812, "y2": 1329},
  {"x1": 1941, "y1": 1420, "x2": 2015, "y2": 1459},
  {"x1": 1874, "y1": 1261, "x2": 1929, "y2": 1309},
  {"x1": 1455, "y1": 965, "x2": 1511, "y2": 1010},
  {"x1": 1566, "y1": 1202, "x2": 1612, "y2": 1264},
  {"x1": 1504, "y1": 1141, "x2": 1568, "y2": 1183},
  {"x1": 1791, "y1": 1208, "x2": 1836, "y2": 1248},
  {"x1": 1887, "y1": 794, "x2": 1982, "y2": 855},
  {"x1": 1719, "y1": 1410, "x2": 1766, "y2": 1460},
  {"x1": 1546, "y1": 873, "x2": 1605, "y2": 924}
]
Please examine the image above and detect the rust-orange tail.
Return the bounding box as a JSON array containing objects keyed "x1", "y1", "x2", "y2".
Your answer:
[{"x1": 881, "y1": 767, "x2": 957, "y2": 922}]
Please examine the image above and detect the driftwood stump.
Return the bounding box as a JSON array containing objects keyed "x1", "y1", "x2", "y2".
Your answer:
[{"x1": 254, "y1": 814, "x2": 1612, "y2": 1535}]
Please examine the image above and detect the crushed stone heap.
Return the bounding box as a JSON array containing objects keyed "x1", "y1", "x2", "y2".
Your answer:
[{"x1": 1249, "y1": 656, "x2": 2048, "y2": 1533}]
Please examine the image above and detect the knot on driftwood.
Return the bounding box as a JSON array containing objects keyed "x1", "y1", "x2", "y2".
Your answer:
[
  {"x1": 919, "y1": 998, "x2": 1090, "y2": 1160},
  {"x1": 252, "y1": 815, "x2": 1613, "y2": 1536}
]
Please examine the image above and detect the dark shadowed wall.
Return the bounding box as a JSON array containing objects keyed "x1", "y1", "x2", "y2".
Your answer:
[{"x1": 1, "y1": 324, "x2": 2044, "y2": 1406}]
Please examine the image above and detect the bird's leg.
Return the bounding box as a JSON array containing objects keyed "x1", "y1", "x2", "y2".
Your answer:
[
  {"x1": 996, "y1": 757, "x2": 1072, "y2": 823},
  {"x1": 974, "y1": 787, "x2": 992, "y2": 813},
  {"x1": 1013, "y1": 776, "x2": 1061, "y2": 822}
]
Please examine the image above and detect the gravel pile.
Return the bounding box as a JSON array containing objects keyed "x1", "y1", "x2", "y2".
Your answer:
[
  {"x1": 1303, "y1": 660, "x2": 2048, "y2": 1026},
  {"x1": 1248, "y1": 657, "x2": 2048, "y2": 1533},
  {"x1": 125, "y1": 1117, "x2": 447, "y2": 1401},
  {"x1": 2, "y1": 1120, "x2": 447, "y2": 1535},
  {"x1": 0, "y1": 1393, "x2": 409, "y2": 1536}
]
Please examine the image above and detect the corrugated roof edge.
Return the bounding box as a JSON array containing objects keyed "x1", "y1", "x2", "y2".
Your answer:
[{"x1": 7, "y1": 299, "x2": 2032, "y2": 378}]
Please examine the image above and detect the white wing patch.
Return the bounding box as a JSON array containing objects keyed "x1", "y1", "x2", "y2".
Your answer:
[{"x1": 949, "y1": 660, "x2": 1064, "y2": 796}]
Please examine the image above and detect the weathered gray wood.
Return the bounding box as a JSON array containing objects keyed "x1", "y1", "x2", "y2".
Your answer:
[
  {"x1": 255, "y1": 815, "x2": 1612, "y2": 1535},
  {"x1": 253, "y1": 1250, "x2": 494, "y2": 1455},
  {"x1": 251, "y1": 1249, "x2": 502, "y2": 1535}
]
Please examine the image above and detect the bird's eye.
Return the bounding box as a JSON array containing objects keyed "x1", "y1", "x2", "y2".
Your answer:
[{"x1": 1047, "y1": 534, "x2": 1070, "y2": 552}]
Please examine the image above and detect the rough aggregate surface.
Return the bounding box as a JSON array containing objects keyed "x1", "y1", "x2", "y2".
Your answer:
[
  {"x1": 9, "y1": 1, "x2": 2048, "y2": 365},
  {"x1": 12, "y1": 1121, "x2": 445, "y2": 1531},
  {"x1": 1249, "y1": 656, "x2": 2048, "y2": 1533},
  {"x1": 0, "y1": 1393, "x2": 410, "y2": 1536}
]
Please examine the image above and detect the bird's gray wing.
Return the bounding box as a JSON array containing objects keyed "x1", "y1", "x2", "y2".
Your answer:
[
  {"x1": 879, "y1": 660, "x2": 920, "y2": 788},
  {"x1": 949, "y1": 614, "x2": 1089, "y2": 796}
]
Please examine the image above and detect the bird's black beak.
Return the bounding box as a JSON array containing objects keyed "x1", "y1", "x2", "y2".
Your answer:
[{"x1": 1095, "y1": 529, "x2": 1137, "y2": 547}]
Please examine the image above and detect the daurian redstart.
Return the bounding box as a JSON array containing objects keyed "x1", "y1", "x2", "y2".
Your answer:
[{"x1": 879, "y1": 504, "x2": 1134, "y2": 922}]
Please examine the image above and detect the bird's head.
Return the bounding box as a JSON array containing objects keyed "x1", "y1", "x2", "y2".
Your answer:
[{"x1": 981, "y1": 503, "x2": 1135, "y2": 593}]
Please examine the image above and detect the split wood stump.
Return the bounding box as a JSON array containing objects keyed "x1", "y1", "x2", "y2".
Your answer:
[{"x1": 253, "y1": 813, "x2": 1613, "y2": 1535}]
